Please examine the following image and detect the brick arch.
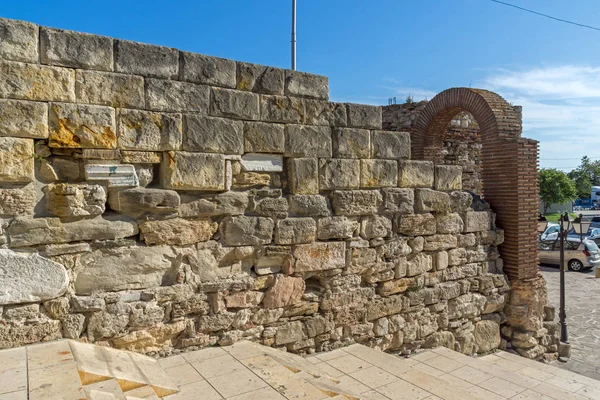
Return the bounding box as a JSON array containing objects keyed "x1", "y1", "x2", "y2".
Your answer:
[{"x1": 413, "y1": 88, "x2": 539, "y2": 281}]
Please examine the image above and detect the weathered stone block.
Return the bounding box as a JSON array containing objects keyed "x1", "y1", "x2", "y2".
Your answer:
[
  {"x1": 243, "y1": 121, "x2": 285, "y2": 153},
  {"x1": 319, "y1": 159, "x2": 360, "y2": 190},
  {"x1": 293, "y1": 242, "x2": 346, "y2": 272},
  {"x1": 220, "y1": 215, "x2": 274, "y2": 246},
  {"x1": 381, "y1": 188, "x2": 414, "y2": 214},
  {"x1": 332, "y1": 128, "x2": 370, "y2": 158},
  {"x1": 371, "y1": 131, "x2": 410, "y2": 159},
  {"x1": 0, "y1": 60, "x2": 75, "y2": 102},
  {"x1": 139, "y1": 218, "x2": 218, "y2": 245},
  {"x1": 0, "y1": 249, "x2": 68, "y2": 305},
  {"x1": 474, "y1": 320, "x2": 500, "y2": 353},
  {"x1": 84, "y1": 164, "x2": 138, "y2": 187},
  {"x1": 146, "y1": 78, "x2": 209, "y2": 113},
  {"x1": 0, "y1": 99, "x2": 47, "y2": 139},
  {"x1": 179, "y1": 191, "x2": 247, "y2": 217},
  {"x1": 397, "y1": 213, "x2": 436, "y2": 236},
  {"x1": 49, "y1": 103, "x2": 116, "y2": 149},
  {"x1": 317, "y1": 216, "x2": 358, "y2": 240},
  {"x1": 415, "y1": 189, "x2": 451, "y2": 213},
  {"x1": 44, "y1": 183, "x2": 106, "y2": 217},
  {"x1": 181, "y1": 52, "x2": 236, "y2": 88},
  {"x1": 398, "y1": 160, "x2": 434, "y2": 188},
  {"x1": 435, "y1": 165, "x2": 462, "y2": 191},
  {"x1": 0, "y1": 185, "x2": 36, "y2": 216},
  {"x1": 436, "y1": 213, "x2": 464, "y2": 234},
  {"x1": 114, "y1": 40, "x2": 178, "y2": 78},
  {"x1": 74, "y1": 245, "x2": 178, "y2": 294},
  {"x1": 423, "y1": 234, "x2": 457, "y2": 251},
  {"x1": 450, "y1": 191, "x2": 473, "y2": 213},
  {"x1": 118, "y1": 109, "x2": 182, "y2": 151},
  {"x1": 75, "y1": 70, "x2": 144, "y2": 108},
  {"x1": 377, "y1": 278, "x2": 413, "y2": 296},
  {"x1": 8, "y1": 214, "x2": 138, "y2": 247},
  {"x1": 237, "y1": 62, "x2": 284, "y2": 94},
  {"x1": 0, "y1": 18, "x2": 38, "y2": 63},
  {"x1": 285, "y1": 125, "x2": 332, "y2": 157},
  {"x1": 464, "y1": 211, "x2": 490, "y2": 233},
  {"x1": 247, "y1": 189, "x2": 288, "y2": 219},
  {"x1": 287, "y1": 158, "x2": 319, "y2": 195},
  {"x1": 361, "y1": 159, "x2": 398, "y2": 188},
  {"x1": 211, "y1": 87, "x2": 260, "y2": 120},
  {"x1": 40, "y1": 27, "x2": 113, "y2": 70},
  {"x1": 275, "y1": 321, "x2": 305, "y2": 345},
  {"x1": 360, "y1": 215, "x2": 392, "y2": 239},
  {"x1": 284, "y1": 70, "x2": 328, "y2": 99},
  {"x1": 0, "y1": 138, "x2": 34, "y2": 182},
  {"x1": 406, "y1": 253, "x2": 432, "y2": 276},
  {"x1": 304, "y1": 100, "x2": 347, "y2": 126},
  {"x1": 260, "y1": 95, "x2": 304, "y2": 124},
  {"x1": 448, "y1": 248, "x2": 467, "y2": 266},
  {"x1": 346, "y1": 103, "x2": 382, "y2": 129},
  {"x1": 331, "y1": 190, "x2": 382, "y2": 216},
  {"x1": 183, "y1": 115, "x2": 243, "y2": 154},
  {"x1": 275, "y1": 218, "x2": 316, "y2": 244},
  {"x1": 161, "y1": 151, "x2": 225, "y2": 191},
  {"x1": 241, "y1": 154, "x2": 283, "y2": 172},
  {"x1": 288, "y1": 195, "x2": 330, "y2": 217},
  {"x1": 433, "y1": 251, "x2": 449, "y2": 271},
  {"x1": 232, "y1": 172, "x2": 270, "y2": 189},
  {"x1": 120, "y1": 151, "x2": 162, "y2": 164}
]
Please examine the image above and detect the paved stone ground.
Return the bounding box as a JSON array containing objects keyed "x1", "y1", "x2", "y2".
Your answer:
[{"x1": 541, "y1": 265, "x2": 600, "y2": 381}]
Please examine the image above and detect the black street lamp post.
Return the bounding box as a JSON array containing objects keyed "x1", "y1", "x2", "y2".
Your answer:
[{"x1": 558, "y1": 212, "x2": 572, "y2": 344}]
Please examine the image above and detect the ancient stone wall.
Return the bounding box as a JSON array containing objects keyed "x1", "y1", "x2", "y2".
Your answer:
[{"x1": 0, "y1": 18, "x2": 556, "y2": 360}]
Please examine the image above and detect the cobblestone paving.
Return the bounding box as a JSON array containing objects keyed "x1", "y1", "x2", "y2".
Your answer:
[{"x1": 541, "y1": 265, "x2": 600, "y2": 381}]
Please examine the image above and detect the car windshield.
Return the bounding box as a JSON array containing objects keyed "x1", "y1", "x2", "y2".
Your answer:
[{"x1": 585, "y1": 241, "x2": 599, "y2": 252}]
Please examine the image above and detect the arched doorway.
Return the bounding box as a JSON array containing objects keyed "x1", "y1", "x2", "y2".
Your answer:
[{"x1": 412, "y1": 88, "x2": 539, "y2": 281}]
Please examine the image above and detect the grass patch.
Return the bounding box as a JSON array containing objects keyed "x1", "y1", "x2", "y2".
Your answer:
[{"x1": 544, "y1": 212, "x2": 578, "y2": 223}]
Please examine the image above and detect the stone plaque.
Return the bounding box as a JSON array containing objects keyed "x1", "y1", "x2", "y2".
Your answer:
[
  {"x1": 241, "y1": 153, "x2": 283, "y2": 172},
  {"x1": 85, "y1": 164, "x2": 139, "y2": 187}
]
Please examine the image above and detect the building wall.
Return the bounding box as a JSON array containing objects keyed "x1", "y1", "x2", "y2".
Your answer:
[{"x1": 0, "y1": 18, "x2": 558, "y2": 360}]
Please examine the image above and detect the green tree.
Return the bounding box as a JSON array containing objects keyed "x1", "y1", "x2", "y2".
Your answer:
[
  {"x1": 540, "y1": 168, "x2": 577, "y2": 213},
  {"x1": 568, "y1": 156, "x2": 600, "y2": 198}
]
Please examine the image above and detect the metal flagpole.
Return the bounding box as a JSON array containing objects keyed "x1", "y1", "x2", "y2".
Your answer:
[{"x1": 291, "y1": 0, "x2": 297, "y2": 70}]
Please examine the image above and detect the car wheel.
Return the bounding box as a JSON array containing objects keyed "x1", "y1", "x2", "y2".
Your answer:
[{"x1": 568, "y1": 259, "x2": 584, "y2": 272}]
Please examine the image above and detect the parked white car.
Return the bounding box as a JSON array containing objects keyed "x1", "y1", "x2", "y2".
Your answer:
[{"x1": 539, "y1": 239, "x2": 600, "y2": 272}]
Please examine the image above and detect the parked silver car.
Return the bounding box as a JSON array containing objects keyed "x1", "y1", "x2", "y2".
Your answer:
[{"x1": 539, "y1": 239, "x2": 600, "y2": 272}]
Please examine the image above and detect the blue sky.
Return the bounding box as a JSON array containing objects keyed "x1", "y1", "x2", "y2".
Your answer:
[{"x1": 3, "y1": 0, "x2": 600, "y2": 171}]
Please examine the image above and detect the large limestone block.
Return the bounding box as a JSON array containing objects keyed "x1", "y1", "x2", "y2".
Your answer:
[
  {"x1": 397, "y1": 213, "x2": 436, "y2": 236},
  {"x1": 284, "y1": 70, "x2": 329, "y2": 99},
  {"x1": 181, "y1": 52, "x2": 236, "y2": 88},
  {"x1": 293, "y1": 242, "x2": 345, "y2": 272},
  {"x1": 381, "y1": 188, "x2": 414, "y2": 214},
  {"x1": 285, "y1": 125, "x2": 332, "y2": 157},
  {"x1": 260, "y1": 95, "x2": 304, "y2": 124},
  {"x1": 220, "y1": 215, "x2": 274, "y2": 246},
  {"x1": 360, "y1": 215, "x2": 392, "y2": 239},
  {"x1": 435, "y1": 165, "x2": 462, "y2": 191},
  {"x1": 474, "y1": 320, "x2": 500, "y2": 353},
  {"x1": 146, "y1": 78, "x2": 209, "y2": 113},
  {"x1": 360, "y1": 159, "x2": 398, "y2": 188},
  {"x1": 108, "y1": 188, "x2": 179, "y2": 218},
  {"x1": 464, "y1": 211, "x2": 491, "y2": 232},
  {"x1": 331, "y1": 190, "x2": 382, "y2": 216},
  {"x1": 40, "y1": 27, "x2": 113, "y2": 70},
  {"x1": 346, "y1": 103, "x2": 382, "y2": 129},
  {"x1": 237, "y1": 62, "x2": 284, "y2": 95},
  {"x1": 288, "y1": 195, "x2": 331, "y2": 217},
  {"x1": 243, "y1": 121, "x2": 285, "y2": 153},
  {"x1": 0, "y1": 249, "x2": 68, "y2": 305},
  {"x1": 288, "y1": 158, "x2": 319, "y2": 195},
  {"x1": 44, "y1": 183, "x2": 106, "y2": 217},
  {"x1": 183, "y1": 115, "x2": 243, "y2": 154},
  {"x1": 118, "y1": 109, "x2": 182, "y2": 151},
  {"x1": 0, "y1": 18, "x2": 38, "y2": 63},
  {"x1": 398, "y1": 160, "x2": 434, "y2": 188},
  {"x1": 450, "y1": 191, "x2": 473, "y2": 213},
  {"x1": 317, "y1": 216, "x2": 358, "y2": 240},
  {"x1": 423, "y1": 234, "x2": 457, "y2": 251},
  {"x1": 415, "y1": 189, "x2": 451, "y2": 213},
  {"x1": 0, "y1": 60, "x2": 75, "y2": 102},
  {"x1": 114, "y1": 40, "x2": 178, "y2": 78},
  {"x1": 371, "y1": 131, "x2": 410, "y2": 159},
  {"x1": 0, "y1": 320, "x2": 61, "y2": 349},
  {"x1": 74, "y1": 245, "x2": 179, "y2": 294},
  {"x1": 274, "y1": 218, "x2": 316, "y2": 244},
  {"x1": 161, "y1": 151, "x2": 225, "y2": 191},
  {"x1": 0, "y1": 138, "x2": 34, "y2": 182},
  {"x1": 0, "y1": 99, "x2": 48, "y2": 138},
  {"x1": 0, "y1": 185, "x2": 36, "y2": 216},
  {"x1": 179, "y1": 191, "x2": 247, "y2": 217},
  {"x1": 319, "y1": 159, "x2": 360, "y2": 190},
  {"x1": 8, "y1": 214, "x2": 138, "y2": 247},
  {"x1": 139, "y1": 218, "x2": 217, "y2": 245},
  {"x1": 304, "y1": 100, "x2": 347, "y2": 126},
  {"x1": 211, "y1": 87, "x2": 260, "y2": 120},
  {"x1": 263, "y1": 276, "x2": 305, "y2": 308},
  {"x1": 75, "y1": 70, "x2": 144, "y2": 108},
  {"x1": 275, "y1": 321, "x2": 305, "y2": 345},
  {"x1": 332, "y1": 128, "x2": 370, "y2": 158},
  {"x1": 436, "y1": 213, "x2": 464, "y2": 234},
  {"x1": 49, "y1": 103, "x2": 116, "y2": 149}
]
